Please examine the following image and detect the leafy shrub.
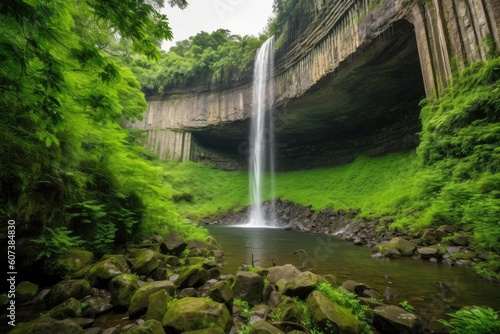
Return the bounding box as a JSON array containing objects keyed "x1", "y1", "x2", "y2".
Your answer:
[{"x1": 439, "y1": 306, "x2": 500, "y2": 334}]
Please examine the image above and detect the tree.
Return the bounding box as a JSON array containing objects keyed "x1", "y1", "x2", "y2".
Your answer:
[{"x1": 0, "y1": 0, "x2": 197, "y2": 251}]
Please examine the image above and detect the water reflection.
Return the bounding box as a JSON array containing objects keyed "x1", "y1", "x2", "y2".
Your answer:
[{"x1": 207, "y1": 226, "x2": 500, "y2": 315}]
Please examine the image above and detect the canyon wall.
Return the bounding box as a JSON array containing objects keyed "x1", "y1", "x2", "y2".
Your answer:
[{"x1": 132, "y1": 0, "x2": 500, "y2": 168}]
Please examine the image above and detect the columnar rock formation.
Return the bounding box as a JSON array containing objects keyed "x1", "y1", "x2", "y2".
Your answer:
[{"x1": 131, "y1": 0, "x2": 500, "y2": 169}]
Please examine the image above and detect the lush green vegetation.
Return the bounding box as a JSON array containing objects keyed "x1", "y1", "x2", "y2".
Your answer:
[
  {"x1": 0, "y1": 0, "x2": 206, "y2": 258},
  {"x1": 164, "y1": 58, "x2": 500, "y2": 261},
  {"x1": 120, "y1": 29, "x2": 268, "y2": 95},
  {"x1": 440, "y1": 306, "x2": 500, "y2": 333}
]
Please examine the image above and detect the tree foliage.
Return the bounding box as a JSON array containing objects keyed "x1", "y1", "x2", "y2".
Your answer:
[
  {"x1": 121, "y1": 29, "x2": 268, "y2": 94},
  {"x1": 0, "y1": 0, "x2": 205, "y2": 255}
]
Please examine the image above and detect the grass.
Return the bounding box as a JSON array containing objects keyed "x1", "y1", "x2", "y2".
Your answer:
[{"x1": 161, "y1": 58, "x2": 500, "y2": 257}]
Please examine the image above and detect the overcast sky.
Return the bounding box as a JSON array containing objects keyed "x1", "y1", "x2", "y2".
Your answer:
[{"x1": 161, "y1": 0, "x2": 274, "y2": 50}]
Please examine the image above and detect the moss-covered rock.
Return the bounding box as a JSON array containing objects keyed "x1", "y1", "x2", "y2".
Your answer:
[
  {"x1": 306, "y1": 290, "x2": 359, "y2": 334},
  {"x1": 373, "y1": 305, "x2": 423, "y2": 334},
  {"x1": 131, "y1": 250, "x2": 161, "y2": 276},
  {"x1": 123, "y1": 319, "x2": 165, "y2": 334},
  {"x1": 266, "y1": 264, "x2": 301, "y2": 284},
  {"x1": 207, "y1": 280, "x2": 233, "y2": 308},
  {"x1": 162, "y1": 297, "x2": 231, "y2": 332},
  {"x1": 233, "y1": 271, "x2": 263, "y2": 306},
  {"x1": 110, "y1": 273, "x2": 140, "y2": 308},
  {"x1": 249, "y1": 320, "x2": 286, "y2": 333},
  {"x1": 48, "y1": 279, "x2": 92, "y2": 306},
  {"x1": 159, "y1": 230, "x2": 187, "y2": 255},
  {"x1": 382, "y1": 237, "x2": 417, "y2": 257},
  {"x1": 46, "y1": 250, "x2": 94, "y2": 278},
  {"x1": 9, "y1": 318, "x2": 84, "y2": 334},
  {"x1": 175, "y1": 265, "x2": 210, "y2": 288},
  {"x1": 145, "y1": 290, "x2": 170, "y2": 321},
  {"x1": 274, "y1": 297, "x2": 301, "y2": 323},
  {"x1": 47, "y1": 298, "x2": 82, "y2": 319},
  {"x1": 128, "y1": 281, "x2": 175, "y2": 318},
  {"x1": 284, "y1": 271, "x2": 326, "y2": 299},
  {"x1": 87, "y1": 258, "x2": 125, "y2": 287},
  {"x1": 17, "y1": 281, "x2": 38, "y2": 303}
]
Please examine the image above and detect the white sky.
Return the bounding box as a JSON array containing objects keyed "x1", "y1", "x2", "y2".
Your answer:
[{"x1": 161, "y1": 0, "x2": 275, "y2": 50}]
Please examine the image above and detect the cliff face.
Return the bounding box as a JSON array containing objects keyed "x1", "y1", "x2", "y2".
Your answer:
[{"x1": 132, "y1": 0, "x2": 500, "y2": 170}]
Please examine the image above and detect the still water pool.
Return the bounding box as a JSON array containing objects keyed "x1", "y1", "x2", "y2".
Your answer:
[{"x1": 206, "y1": 225, "x2": 500, "y2": 317}]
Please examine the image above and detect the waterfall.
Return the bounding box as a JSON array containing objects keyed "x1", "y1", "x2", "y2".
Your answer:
[{"x1": 248, "y1": 36, "x2": 276, "y2": 227}]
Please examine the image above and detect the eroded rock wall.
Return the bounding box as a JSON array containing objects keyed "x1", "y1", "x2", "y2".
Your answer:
[{"x1": 132, "y1": 0, "x2": 500, "y2": 166}]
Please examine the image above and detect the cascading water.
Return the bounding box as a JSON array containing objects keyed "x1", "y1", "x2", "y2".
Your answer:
[{"x1": 247, "y1": 36, "x2": 276, "y2": 227}]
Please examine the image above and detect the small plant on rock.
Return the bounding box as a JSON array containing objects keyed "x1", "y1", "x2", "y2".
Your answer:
[{"x1": 399, "y1": 300, "x2": 415, "y2": 313}]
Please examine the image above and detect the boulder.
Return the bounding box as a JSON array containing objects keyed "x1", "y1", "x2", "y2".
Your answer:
[
  {"x1": 233, "y1": 271, "x2": 264, "y2": 306},
  {"x1": 274, "y1": 297, "x2": 301, "y2": 323},
  {"x1": 47, "y1": 250, "x2": 94, "y2": 278},
  {"x1": 284, "y1": 271, "x2": 325, "y2": 299},
  {"x1": 177, "y1": 287, "x2": 199, "y2": 298},
  {"x1": 123, "y1": 319, "x2": 165, "y2": 334},
  {"x1": 452, "y1": 233, "x2": 469, "y2": 246},
  {"x1": 207, "y1": 280, "x2": 234, "y2": 308},
  {"x1": 306, "y1": 291, "x2": 359, "y2": 334},
  {"x1": 249, "y1": 320, "x2": 285, "y2": 333},
  {"x1": 186, "y1": 239, "x2": 217, "y2": 251},
  {"x1": 341, "y1": 280, "x2": 369, "y2": 296},
  {"x1": 382, "y1": 237, "x2": 417, "y2": 257},
  {"x1": 266, "y1": 264, "x2": 301, "y2": 284},
  {"x1": 17, "y1": 281, "x2": 39, "y2": 303},
  {"x1": 47, "y1": 298, "x2": 82, "y2": 319},
  {"x1": 82, "y1": 289, "x2": 113, "y2": 315},
  {"x1": 374, "y1": 305, "x2": 423, "y2": 334},
  {"x1": 87, "y1": 258, "x2": 125, "y2": 287},
  {"x1": 417, "y1": 247, "x2": 440, "y2": 260},
  {"x1": 131, "y1": 250, "x2": 161, "y2": 276},
  {"x1": 9, "y1": 318, "x2": 84, "y2": 334},
  {"x1": 435, "y1": 225, "x2": 456, "y2": 238},
  {"x1": 159, "y1": 231, "x2": 187, "y2": 255},
  {"x1": 145, "y1": 290, "x2": 170, "y2": 321},
  {"x1": 421, "y1": 230, "x2": 439, "y2": 244},
  {"x1": 128, "y1": 281, "x2": 175, "y2": 318},
  {"x1": 48, "y1": 279, "x2": 92, "y2": 306},
  {"x1": 110, "y1": 274, "x2": 140, "y2": 307},
  {"x1": 176, "y1": 265, "x2": 210, "y2": 288},
  {"x1": 162, "y1": 297, "x2": 232, "y2": 332}
]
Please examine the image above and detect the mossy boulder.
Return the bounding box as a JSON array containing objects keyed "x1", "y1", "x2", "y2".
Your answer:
[
  {"x1": 47, "y1": 298, "x2": 82, "y2": 319},
  {"x1": 131, "y1": 250, "x2": 161, "y2": 276},
  {"x1": 274, "y1": 297, "x2": 301, "y2": 323},
  {"x1": 207, "y1": 280, "x2": 233, "y2": 308},
  {"x1": 175, "y1": 265, "x2": 210, "y2": 288},
  {"x1": 160, "y1": 231, "x2": 187, "y2": 255},
  {"x1": 145, "y1": 290, "x2": 170, "y2": 321},
  {"x1": 46, "y1": 250, "x2": 94, "y2": 278},
  {"x1": 373, "y1": 305, "x2": 423, "y2": 334},
  {"x1": 9, "y1": 318, "x2": 84, "y2": 334},
  {"x1": 17, "y1": 281, "x2": 39, "y2": 303},
  {"x1": 341, "y1": 280, "x2": 370, "y2": 296},
  {"x1": 87, "y1": 258, "x2": 126, "y2": 287},
  {"x1": 306, "y1": 291, "x2": 359, "y2": 334},
  {"x1": 110, "y1": 273, "x2": 140, "y2": 307},
  {"x1": 267, "y1": 264, "x2": 301, "y2": 284},
  {"x1": 48, "y1": 279, "x2": 92, "y2": 306},
  {"x1": 233, "y1": 271, "x2": 263, "y2": 306},
  {"x1": 123, "y1": 319, "x2": 165, "y2": 334},
  {"x1": 382, "y1": 237, "x2": 417, "y2": 257},
  {"x1": 284, "y1": 271, "x2": 326, "y2": 299},
  {"x1": 162, "y1": 297, "x2": 231, "y2": 333},
  {"x1": 128, "y1": 281, "x2": 175, "y2": 318},
  {"x1": 249, "y1": 320, "x2": 286, "y2": 333}
]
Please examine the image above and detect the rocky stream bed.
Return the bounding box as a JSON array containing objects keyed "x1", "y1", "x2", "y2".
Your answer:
[{"x1": 3, "y1": 199, "x2": 499, "y2": 334}]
